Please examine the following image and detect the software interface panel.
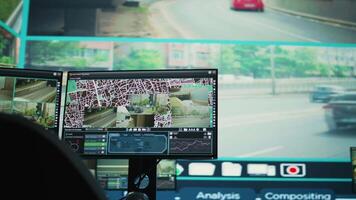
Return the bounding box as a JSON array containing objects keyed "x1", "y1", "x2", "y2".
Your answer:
[{"x1": 63, "y1": 69, "x2": 217, "y2": 158}]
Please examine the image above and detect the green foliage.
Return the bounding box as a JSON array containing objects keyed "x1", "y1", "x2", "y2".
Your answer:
[
  {"x1": 274, "y1": 47, "x2": 331, "y2": 78},
  {"x1": 235, "y1": 45, "x2": 269, "y2": 78},
  {"x1": 219, "y1": 45, "x2": 240, "y2": 74},
  {"x1": 218, "y1": 45, "x2": 271, "y2": 77},
  {"x1": 24, "y1": 108, "x2": 36, "y2": 116},
  {"x1": 0, "y1": 56, "x2": 13, "y2": 64},
  {"x1": 218, "y1": 45, "x2": 354, "y2": 78},
  {"x1": 0, "y1": 0, "x2": 20, "y2": 21},
  {"x1": 0, "y1": 34, "x2": 8, "y2": 52},
  {"x1": 57, "y1": 57, "x2": 88, "y2": 68},
  {"x1": 0, "y1": 34, "x2": 14, "y2": 65},
  {"x1": 27, "y1": 41, "x2": 81, "y2": 64},
  {"x1": 155, "y1": 105, "x2": 169, "y2": 114},
  {"x1": 27, "y1": 41, "x2": 112, "y2": 67},
  {"x1": 333, "y1": 65, "x2": 353, "y2": 77},
  {"x1": 38, "y1": 116, "x2": 55, "y2": 128},
  {"x1": 94, "y1": 54, "x2": 109, "y2": 62},
  {"x1": 128, "y1": 6, "x2": 148, "y2": 14},
  {"x1": 115, "y1": 49, "x2": 164, "y2": 70},
  {"x1": 135, "y1": 98, "x2": 150, "y2": 106},
  {"x1": 315, "y1": 63, "x2": 330, "y2": 77},
  {"x1": 290, "y1": 47, "x2": 317, "y2": 77}
]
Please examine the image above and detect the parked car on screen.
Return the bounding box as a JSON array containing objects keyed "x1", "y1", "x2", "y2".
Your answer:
[
  {"x1": 231, "y1": 0, "x2": 264, "y2": 12},
  {"x1": 324, "y1": 92, "x2": 356, "y2": 130},
  {"x1": 310, "y1": 85, "x2": 345, "y2": 103}
]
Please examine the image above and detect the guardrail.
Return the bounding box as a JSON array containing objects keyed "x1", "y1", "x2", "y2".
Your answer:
[{"x1": 264, "y1": 0, "x2": 356, "y2": 27}]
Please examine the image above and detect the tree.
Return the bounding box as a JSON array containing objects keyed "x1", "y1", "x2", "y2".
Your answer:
[
  {"x1": 274, "y1": 47, "x2": 320, "y2": 78},
  {"x1": 115, "y1": 49, "x2": 164, "y2": 70},
  {"x1": 0, "y1": 32, "x2": 13, "y2": 65},
  {"x1": 291, "y1": 47, "x2": 318, "y2": 77},
  {"x1": 0, "y1": 0, "x2": 20, "y2": 21},
  {"x1": 27, "y1": 41, "x2": 80, "y2": 63},
  {"x1": 333, "y1": 65, "x2": 353, "y2": 77},
  {"x1": 233, "y1": 45, "x2": 269, "y2": 78},
  {"x1": 219, "y1": 45, "x2": 240, "y2": 74},
  {"x1": 273, "y1": 46, "x2": 296, "y2": 78}
]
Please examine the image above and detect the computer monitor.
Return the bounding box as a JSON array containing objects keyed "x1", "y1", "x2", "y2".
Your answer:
[
  {"x1": 0, "y1": 68, "x2": 62, "y2": 134},
  {"x1": 62, "y1": 69, "x2": 217, "y2": 158},
  {"x1": 96, "y1": 159, "x2": 176, "y2": 190},
  {"x1": 352, "y1": 147, "x2": 356, "y2": 193}
]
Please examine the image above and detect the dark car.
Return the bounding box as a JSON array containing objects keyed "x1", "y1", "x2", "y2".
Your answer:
[
  {"x1": 324, "y1": 92, "x2": 356, "y2": 130},
  {"x1": 310, "y1": 85, "x2": 345, "y2": 103}
]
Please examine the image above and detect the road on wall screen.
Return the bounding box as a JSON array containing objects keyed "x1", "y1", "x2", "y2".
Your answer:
[{"x1": 28, "y1": 0, "x2": 356, "y2": 43}]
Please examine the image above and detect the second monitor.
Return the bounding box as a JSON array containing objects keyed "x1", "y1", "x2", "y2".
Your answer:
[{"x1": 63, "y1": 69, "x2": 217, "y2": 158}]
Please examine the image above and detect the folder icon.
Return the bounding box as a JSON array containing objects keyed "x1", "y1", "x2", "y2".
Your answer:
[
  {"x1": 189, "y1": 163, "x2": 216, "y2": 176},
  {"x1": 221, "y1": 162, "x2": 242, "y2": 176}
]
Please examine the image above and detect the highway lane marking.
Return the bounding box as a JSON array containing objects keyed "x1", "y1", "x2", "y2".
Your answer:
[
  {"x1": 219, "y1": 108, "x2": 323, "y2": 128},
  {"x1": 236, "y1": 145, "x2": 285, "y2": 157}
]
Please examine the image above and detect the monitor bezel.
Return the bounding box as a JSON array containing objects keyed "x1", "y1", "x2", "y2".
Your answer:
[
  {"x1": 62, "y1": 68, "x2": 218, "y2": 159},
  {"x1": 351, "y1": 147, "x2": 356, "y2": 193},
  {"x1": 0, "y1": 67, "x2": 63, "y2": 135}
]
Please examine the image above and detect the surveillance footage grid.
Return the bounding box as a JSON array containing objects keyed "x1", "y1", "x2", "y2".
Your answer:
[{"x1": 0, "y1": 69, "x2": 62, "y2": 132}]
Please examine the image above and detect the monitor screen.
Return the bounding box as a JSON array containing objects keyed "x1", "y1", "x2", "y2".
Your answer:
[
  {"x1": 96, "y1": 159, "x2": 176, "y2": 190},
  {"x1": 62, "y1": 69, "x2": 217, "y2": 158},
  {"x1": 0, "y1": 68, "x2": 62, "y2": 134}
]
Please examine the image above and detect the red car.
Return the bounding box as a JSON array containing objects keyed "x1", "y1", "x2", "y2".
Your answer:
[{"x1": 231, "y1": 0, "x2": 264, "y2": 12}]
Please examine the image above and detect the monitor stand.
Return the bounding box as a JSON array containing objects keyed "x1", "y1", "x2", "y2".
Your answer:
[{"x1": 128, "y1": 158, "x2": 157, "y2": 200}]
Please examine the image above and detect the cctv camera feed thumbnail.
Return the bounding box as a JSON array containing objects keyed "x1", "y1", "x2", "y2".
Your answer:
[
  {"x1": 0, "y1": 68, "x2": 62, "y2": 133},
  {"x1": 63, "y1": 70, "x2": 217, "y2": 157},
  {"x1": 96, "y1": 159, "x2": 176, "y2": 190}
]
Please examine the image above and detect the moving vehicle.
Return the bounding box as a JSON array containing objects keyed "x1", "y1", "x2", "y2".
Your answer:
[
  {"x1": 231, "y1": 0, "x2": 264, "y2": 12},
  {"x1": 324, "y1": 92, "x2": 356, "y2": 130},
  {"x1": 310, "y1": 85, "x2": 345, "y2": 103}
]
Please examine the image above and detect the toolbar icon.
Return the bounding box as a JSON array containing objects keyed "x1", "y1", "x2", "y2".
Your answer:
[{"x1": 280, "y1": 163, "x2": 306, "y2": 177}]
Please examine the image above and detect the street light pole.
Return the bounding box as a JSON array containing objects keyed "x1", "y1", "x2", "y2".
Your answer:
[{"x1": 270, "y1": 46, "x2": 276, "y2": 95}]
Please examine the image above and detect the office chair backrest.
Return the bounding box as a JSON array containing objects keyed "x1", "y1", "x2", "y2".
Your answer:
[{"x1": 0, "y1": 113, "x2": 107, "y2": 200}]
